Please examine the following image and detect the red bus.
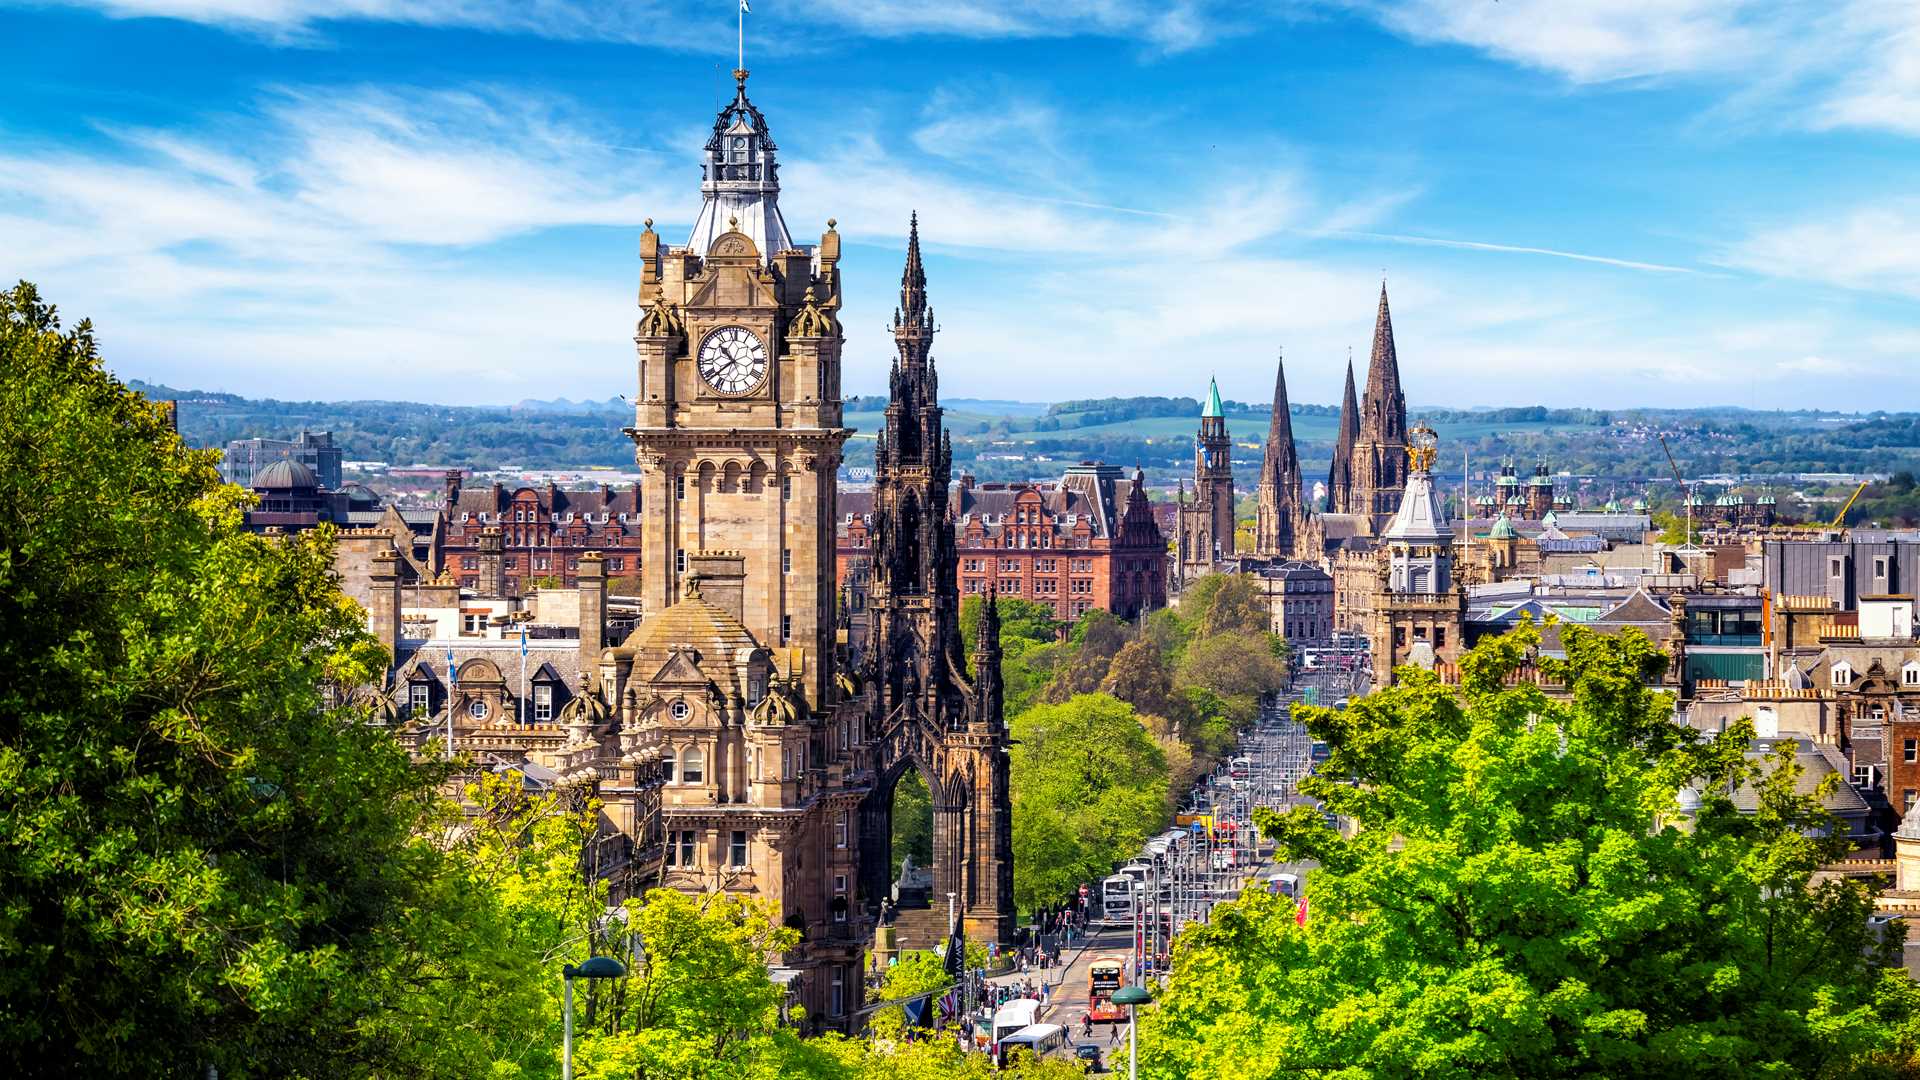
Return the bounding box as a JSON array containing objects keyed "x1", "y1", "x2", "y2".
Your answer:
[{"x1": 1088, "y1": 957, "x2": 1127, "y2": 1022}]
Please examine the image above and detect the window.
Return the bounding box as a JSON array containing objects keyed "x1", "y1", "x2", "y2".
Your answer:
[
  {"x1": 665, "y1": 829, "x2": 697, "y2": 866},
  {"x1": 468, "y1": 699, "x2": 489, "y2": 721},
  {"x1": 1906, "y1": 739, "x2": 1918, "y2": 764},
  {"x1": 728, "y1": 830, "x2": 748, "y2": 868},
  {"x1": 676, "y1": 474, "x2": 686, "y2": 501},
  {"x1": 676, "y1": 548, "x2": 686, "y2": 573},
  {"x1": 533, "y1": 684, "x2": 553, "y2": 723},
  {"x1": 409, "y1": 682, "x2": 431, "y2": 718},
  {"x1": 609, "y1": 557, "x2": 624, "y2": 571},
  {"x1": 663, "y1": 750, "x2": 677, "y2": 783},
  {"x1": 1000, "y1": 578, "x2": 1020, "y2": 594},
  {"x1": 1833, "y1": 662, "x2": 1855, "y2": 687},
  {"x1": 782, "y1": 614, "x2": 792, "y2": 642},
  {"x1": 783, "y1": 548, "x2": 792, "y2": 573},
  {"x1": 830, "y1": 970, "x2": 844, "y2": 1017},
  {"x1": 833, "y1": 874, "x2": 848, "y2": 922},
  {"x1": 1434, "y1": 627, "x2": 1447, "y2": 648},
  {"x1": 680, "y1": 747, "x2": 705, "y2": 783},
  {"x1": 1908, "y1": 790, "x2": 1918, "y2": 813},
  {"x1": 1001, "y1": 558, "x2": 1020, "y2": 572},
  {"x1": 1905, "y1": 663, "x2": 1920, "y2": 687},
  {"x1": 1876, "y1": 557, "x2": 1890, "y2": 579},
  {"x1": 1854, "y1": 764, "x2": 1877, "y2": 788},
  {"x1": 782, "y1": 475, "x2": 792, "y2": 500},
  {"x1": 834, "y1": 814, "x2": 848, "y2": 849},
  {"x1": 670, "y1": 700, "x2": 690, "y2": 721},
  {"x1": 462, "y1": 612, "x2": 486, "y2": 636},
  {"x1": 1037, "y1": 558, "x2": 1056, "y2": 573}
]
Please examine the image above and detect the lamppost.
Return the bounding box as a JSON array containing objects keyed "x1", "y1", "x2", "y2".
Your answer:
[
  {"x1": 562, "y1": 956, "x2": 627, "y2": 1080},
  {"x1": 1113, "y1": 983, "x2": 1152, "y2": 1080}
]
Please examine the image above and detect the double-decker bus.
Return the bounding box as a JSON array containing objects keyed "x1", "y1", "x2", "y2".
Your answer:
[{"x1": 1087, "y1": 957, "x2": 1127, "y2": 1022}]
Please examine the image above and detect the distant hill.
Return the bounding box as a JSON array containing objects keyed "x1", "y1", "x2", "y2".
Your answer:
[{"x1": 130, "y1": 380, "x2": 1920, "y2": 494}]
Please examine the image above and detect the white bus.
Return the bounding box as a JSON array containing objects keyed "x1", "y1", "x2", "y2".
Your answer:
[
  {"x1": 997, "y1": 1023, "x2": 1068, "y2": 1067},
  {"x1": 1101, "y1": 874, "x2": 1135, "y2": 921},
  {"x1": 991, "y1": 1000, "x2": 1041, "y2": 1045}
]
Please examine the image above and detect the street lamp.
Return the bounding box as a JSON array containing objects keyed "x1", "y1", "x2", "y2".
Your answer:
[
  {"x1": 1113, "y1": 984, "x2": 1153, "y2": 1080},
  {"x1": 562, "y1": 955, "x2": 627, "y2": 1080}
]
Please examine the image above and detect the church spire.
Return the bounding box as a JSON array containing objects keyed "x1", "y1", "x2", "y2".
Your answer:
[
  {"x1": 892, "y1": 212, "x2": 935, "y2": 371},
  {"x1": 1362, "y1": 281, "x2": 1407, "y2": 443},
  {"x1": 1256, "y1": 351, "x2": 1302, "y2": 556},
  {"x1": 1328, "y1": 354, "x2": 1359, "y2": 514}
]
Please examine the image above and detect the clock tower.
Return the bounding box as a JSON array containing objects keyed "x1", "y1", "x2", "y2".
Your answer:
[{"x1": 628, "y1": 68, "x2": 848, "y2": 711}]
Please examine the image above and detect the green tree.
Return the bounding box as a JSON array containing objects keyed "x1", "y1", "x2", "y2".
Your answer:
[
  {"x1": 891, "y1": 769, "x2": 934, "y2": 880},
  {"x1": 867, "y1": 951, "x2": 952, "y2": 1038},
  {"x1": 1139, "y1": 621, "x2": 1919, "y2": 1079},
  {"x1": 0, "y1": 281, "x2": 466, "y2": 1076},
  {"x1": 1009, "y1": 694, "x2": 1169, "y2": 913}
]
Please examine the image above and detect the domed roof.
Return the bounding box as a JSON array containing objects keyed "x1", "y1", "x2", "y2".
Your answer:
[
  {"x1": 616, "y1": 578, "x2": 765, "y2": 695},
  {"x1": 252, "y1": 459, "x2": 319, "y2": 491},
  {"x1": 1488, "y1": 512, "x2": 1517, "y2": 540}
]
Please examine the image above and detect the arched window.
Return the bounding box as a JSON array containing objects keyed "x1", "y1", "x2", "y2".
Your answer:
[
  {"x1": 681, "y1": 747, "x2": 706, "y2": 784},
  {"x1": 663, "y1": 749, "x2": 678, "y2": 784}
]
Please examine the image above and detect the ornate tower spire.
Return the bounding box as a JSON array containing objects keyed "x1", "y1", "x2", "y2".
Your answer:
[
  {"x1": 686, "y1": 69, "x2": 794, "y2": 262},
  {"x1": 1256, "y1": 351, "x2": 1303, "y2": 556},
  {"x1": 1362, "y1": 282, "x2": 1407, "y2": 445},
  {"x1": 1328, "y1": 354, "x2": 1359, "y2": 514},
  {"x1": 1355, "y1": 282, "x2": 1410, "y2": 519}
]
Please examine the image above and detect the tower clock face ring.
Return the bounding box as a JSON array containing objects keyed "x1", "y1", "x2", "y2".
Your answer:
[{"x1": 696, "y1": 326, "x2": 768, "y2": 395}]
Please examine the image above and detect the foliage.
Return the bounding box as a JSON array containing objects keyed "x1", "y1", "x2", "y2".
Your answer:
[
  {"x1": 867, "y1": 951, "x2": 952, "y2": 1038},
  {"x1": 1138, "y1": 620, "x2": 1920, "y2": 1079},
  {"x1": 961, "y1": 595, "x2": 1061, "y2": 715},
  {"x1": 891, "y1": 769, "x2": 934, "y2": 880},
  {"x1": 0, "y1": 281, "x2": 463, "y2": 1077},
  {"x1": 1009, "y1": 695, "x2": 1169, "y2": 913}
]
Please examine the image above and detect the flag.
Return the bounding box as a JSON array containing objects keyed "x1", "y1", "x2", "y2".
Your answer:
[
  {"x1": 446, "y1": 644, "x2": 456, "y2": 686},
  {"x1": 519, "y1": 624, "x2": 528, "y2": 658},
  {"x1": 1296, "y1": 896, "x2": 1308, "y2": 927},
  {"x1": 740, "y1": 0, "x2": 748, "y2": 10}
]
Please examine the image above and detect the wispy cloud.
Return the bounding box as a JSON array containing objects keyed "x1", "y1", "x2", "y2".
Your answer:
[
  {"x1": 1350, "y1": 0, "x2": 1920, "y2": 140},
  {"x1": 1332, "y1": 230, "x2": 1700, "y2": 274},
  {"x1": 1717, "y1": 202, "x2": 1920, "y2": 300},
  {"x1": 36, "y1": 0, "x2": 1249, "y2": 52}
]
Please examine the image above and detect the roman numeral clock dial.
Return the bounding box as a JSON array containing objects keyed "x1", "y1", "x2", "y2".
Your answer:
[{"x1": 696, "y1": 326, "x2": 768, "y2": 395}]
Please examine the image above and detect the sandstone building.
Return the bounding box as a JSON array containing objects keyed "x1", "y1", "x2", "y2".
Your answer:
[
  {"x1": 838, "y1": 463, "x2": 1168, "y2": 624},
  {"x1": 1173, "y1": 378, "x2": 1236, "y2": 589}
]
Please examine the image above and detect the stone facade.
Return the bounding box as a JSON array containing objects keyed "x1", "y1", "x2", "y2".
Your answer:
[
  {"x1": 854, "y1": 218, "x2": 1017, "y2": 947},
  {"x1": 1366, "y1": 426, "x2": 1466, "y2": 688},
  {"x1": 440, "y1": 476, "x2": 647, "y2": 596},
  {"x1": 838, "y1": 464, "x2": 1167, "y2": 623}
]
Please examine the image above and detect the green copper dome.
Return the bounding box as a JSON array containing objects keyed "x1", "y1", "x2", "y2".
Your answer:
[{"x1": 1489, "y1": 512, "x2": 1517, "y2": 540}]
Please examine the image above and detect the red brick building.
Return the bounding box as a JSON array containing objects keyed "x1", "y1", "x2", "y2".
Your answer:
[
  {"x1": 838, "y1": 462, "x2": 1167, "y2": 622},
  {"x1": 442, "y1": 472, "x2": 647, "y2": 595}
]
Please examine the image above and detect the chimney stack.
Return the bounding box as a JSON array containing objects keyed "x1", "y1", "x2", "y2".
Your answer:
[{"x1": 578, "y1": 551, "x2": 606, "y2": 670}]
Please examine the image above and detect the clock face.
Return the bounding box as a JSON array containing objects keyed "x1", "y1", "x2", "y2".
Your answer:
[{"x1": 697, "y1": 326, "x2": 768, "y2": 395}]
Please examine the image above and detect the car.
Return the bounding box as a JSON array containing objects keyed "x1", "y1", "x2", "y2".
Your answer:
[{"x1": 1075, "y1": 1043, "x2": 1107, "y2": 1072}]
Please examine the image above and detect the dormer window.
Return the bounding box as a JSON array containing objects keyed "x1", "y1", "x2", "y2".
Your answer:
[
  {"x1": 1833, "y1": 662, "x2": 1855, "y2": 687},
  {"x1": 747, "y1": 666, "x2": 768, "y2": 707},
  {"x1": 1905, "y1": 662, "x2": 1920, "y2": 687}
]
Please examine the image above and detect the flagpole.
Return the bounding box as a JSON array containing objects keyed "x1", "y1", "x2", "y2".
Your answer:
[
  {"x1": 519, "y1": 622, "x2": 528, "y2": 727},
  {"x1": 445, "y1": 644, "x2": 456, "y2": 761},
  {"x1": 738, "y1": 0, "x2": 745, "y2": 72}
]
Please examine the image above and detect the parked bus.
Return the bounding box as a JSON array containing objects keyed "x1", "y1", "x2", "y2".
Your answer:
[
  {"x1": 1101, "y1": 874, "x2": 1135, "y2": 922},
  {"x1": 1087, "y1": 957, "x2": 1127, "y2": 1022},
  {"x1": 1228, "y1": 756, "x2": 1251, "y2": 779},
  {"x1": 997, "y1": 1024, "x2": 1067, "y2": 1068}
]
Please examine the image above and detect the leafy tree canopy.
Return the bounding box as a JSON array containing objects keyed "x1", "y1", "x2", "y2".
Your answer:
[
  {"x1": 1009, "y1": 694, "x2": 1169, "y2": 913},
  {"x1": 1139, "y1": 621, "x2": 1920, "y2": 1079}
]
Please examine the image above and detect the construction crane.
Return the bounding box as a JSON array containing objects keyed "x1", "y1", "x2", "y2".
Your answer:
[
  {"x1": 1830, "y1": 480, "x2": 1870, "y2": 529},
  {"x1": 1658, "y1": 435, "x2": 1691, "y2": 547}
]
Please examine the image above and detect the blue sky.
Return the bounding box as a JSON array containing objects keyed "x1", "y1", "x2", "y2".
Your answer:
[{"x1": 3, "y1": 1, "x2": 1918, "y2": 412}]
